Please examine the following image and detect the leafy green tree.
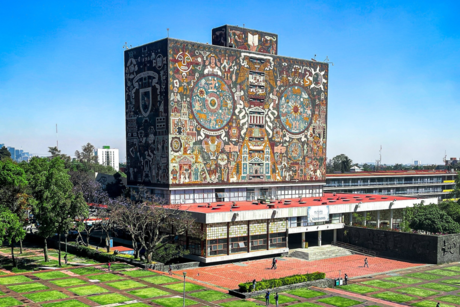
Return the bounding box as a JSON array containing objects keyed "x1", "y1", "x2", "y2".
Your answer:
[
  {"x1": 48, "y1": 146, "x2": 71, "y2": 168},
  {"x1": 327, "y1": 154, "x2": 353, "y2": 173},
  {"x1": 24, "y1": 157, "x2": 88, "y2": 264},
  {"x1": 0, "y1": 146, "x2": 11, "y2": 161},
  {"x1": 0, "y1": 208, "x2": 26, "y2": 267},
  {"x1": 439, "y1": 201, "x2": 460, "y2": 224},
  {"x1": 409, "y1": 203, "x2": 460, "y2": 234},
  {"x1": 0, "y1": 159, "x2": 30, "y2": 254},
  {"x1": 75, "y1": 143, "x2": 98, "y2": 164}
]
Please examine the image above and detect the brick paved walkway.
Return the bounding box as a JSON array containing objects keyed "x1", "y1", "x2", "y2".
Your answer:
[{"x1": 177, "y1": 255, "x2": 424, "y2": 290}]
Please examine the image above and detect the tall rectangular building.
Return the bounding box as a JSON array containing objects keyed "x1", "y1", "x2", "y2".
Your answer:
[
  {"x1": 125, "y1": 26, "x2": 328, "y2": 203},
  {"x1": 97, "y1": 146, "x2": 120, "y2": 171},
  {"x1": 7, "y1": 147, "x2": 15, "y2": 160}
]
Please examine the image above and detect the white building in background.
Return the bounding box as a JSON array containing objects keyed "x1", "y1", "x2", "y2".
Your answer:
[{"x1": 97, "y1": 146, "x2": 119, "y2": 171}]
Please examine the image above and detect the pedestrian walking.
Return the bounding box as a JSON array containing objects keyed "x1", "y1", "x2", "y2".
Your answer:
[
  {"x1": 271, "y1": 257, "x2": 276, "y2": 269},
  {"x1": 107, "y1": 262, "x2": 111, "y2": 272},
  {"x1": 64, "y1": 253, "x2": 68, "y2": 265},
  {"x1": 274, "y1": 259, "x2": 277, "y2": 270},
  {"x1": 344, "y1": 273, "x2": 348, "y2": 285},
  {"x1": 252, "y1": 279, "x2": 257, "y2": 292},
  {"x1": 265, "y1": 290, "x2": 270, "y2": 306},
  {"x1": 436, "y1": 302, "x2": 440, "y2": 307},
  {"x1": 275, "y1": 292, "x2": 279, "y2": 307},
  {"x1": 168, "y1": 265, "x2": 172, "y2": 275},
  {"x1": 364, "y1": 258, "x2": 369, "y2": 268}
]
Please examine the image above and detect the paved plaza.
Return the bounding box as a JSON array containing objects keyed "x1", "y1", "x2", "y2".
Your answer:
[{"x1": 177, "y1": 255, "x2": 425, "y2": 290}]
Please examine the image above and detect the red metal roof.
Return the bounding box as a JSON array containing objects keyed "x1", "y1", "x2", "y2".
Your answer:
[
  {"x1": 327, "y1": 170, "x2": 453, "y2": 178},
  {"x1": 176, "y1": 193, "x2": 415, "y2": 213}
]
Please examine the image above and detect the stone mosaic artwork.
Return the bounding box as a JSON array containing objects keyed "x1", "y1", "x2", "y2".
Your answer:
[{"x1": 125, "y1": 27, "x2": 328, "y2": 188}]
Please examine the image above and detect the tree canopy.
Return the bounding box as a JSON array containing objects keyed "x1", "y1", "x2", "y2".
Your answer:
[
  {"x1": 327, "y1": 154, "x2": 353, "y2": 173},
  {"x1": 408, "y1": 203, "x2": 460, "y2": 234},
  {"x1": 0, "y1": 146, "x2": 11, "y2": 161}
]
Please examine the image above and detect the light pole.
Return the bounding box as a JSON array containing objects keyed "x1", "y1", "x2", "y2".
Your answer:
[{"x1": 183, "y1": 272, "x2": 187, "y2": 307}]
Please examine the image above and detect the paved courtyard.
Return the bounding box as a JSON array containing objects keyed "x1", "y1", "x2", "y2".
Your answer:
[{"x1": 178, "y1": 255, "x2": 425, "y2": 290}]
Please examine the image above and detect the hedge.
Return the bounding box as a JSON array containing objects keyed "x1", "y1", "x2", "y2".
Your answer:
[{"x1": 238, "y1": 272, "x2": 325, "y2": 292}]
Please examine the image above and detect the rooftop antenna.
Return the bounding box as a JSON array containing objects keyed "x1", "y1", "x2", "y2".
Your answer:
[
  {"x1": 323, "y1": 56, "x2": 334, "y2": 66},
  {"x1": 443, "y1": 150, "x2": 447, "y2": 166},
  {"x1": 167, "y1": 28, "x2": 169, "y2": 38},
  {"x1": 375, "y1": 145, "x2": 382, "y2": 171},
  {"x1": 56, "y1": 124, "x2": 59, "y2": 150},
  {"x1": 243, "y1": 24, "x2": 245, "y2": 28}
]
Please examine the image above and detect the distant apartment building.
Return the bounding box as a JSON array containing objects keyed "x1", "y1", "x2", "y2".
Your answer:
[
  {"x1": 7, "y1": 147, "x2": 15, "y2": 160},
  {"x1": 325, "y1": 170, "x2": 456, "y2": 201},
  {"x1": 97, "y1": 146, "x2": 119, "y2": 171}
]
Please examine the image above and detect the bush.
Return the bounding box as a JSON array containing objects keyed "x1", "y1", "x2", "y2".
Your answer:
[{"x1": 238, "y1": 272, "x2": 325, "y2": 292}]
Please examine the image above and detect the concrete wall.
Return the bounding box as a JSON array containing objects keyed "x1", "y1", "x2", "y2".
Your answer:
[{"x1": 338, "y1": 226, "x2": 460, "y2": 264}]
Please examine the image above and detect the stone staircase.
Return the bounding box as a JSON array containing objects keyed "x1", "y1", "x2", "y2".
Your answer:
[
  {"x1": 288, "y1": 245, "x2": 353, "y2": 261},
  {"x1": 332, "y1": 242, "x2": 377, "y2": 257}
]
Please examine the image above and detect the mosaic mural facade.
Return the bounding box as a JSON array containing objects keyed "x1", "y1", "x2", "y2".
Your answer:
[{"x1": 125, "y1": 27, "x2": 328, "y2": 188}]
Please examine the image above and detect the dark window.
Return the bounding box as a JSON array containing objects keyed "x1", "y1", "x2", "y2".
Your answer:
[
  {"x1": 250, "y1": 234, "x2": 267, "y2": 251},
  {"x1": 230, "y1": 236, "x2": 248, "y2": 254},
  {"x1": 189, "y1": 238, "x2": 201, "y2": 256},
  {"x1": 207, "y1": 238, "x2": 227, "y2": 256},
  {"x1": 269, "y1": 232, "x2": 286, "y2": 249}
]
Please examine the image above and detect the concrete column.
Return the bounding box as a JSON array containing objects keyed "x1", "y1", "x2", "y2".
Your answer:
[
  {"x1": 363, "y1": 212, "x2": 367, "y2": 226},
  {"x1": 318, "y1": 230, "x2": 322, "y2": 247},
  {"x1": 247, "y1": 221, "x2": 251, "y2": 253},
  {"x1": 333, "y1": 229, "x2": 337, "y2": 244},
  {"x1": 377, "y1": 211, "x2": 380, "y2": 229},
  {"x1": 302, "y1": 232, "x2": 306, "y2": 249},
  {"x1": 349, "y1": 213, "x2": 353, "y2": 226},
  {"x1": 390, "y1": 209, "x2": 393, "y2": 229}
]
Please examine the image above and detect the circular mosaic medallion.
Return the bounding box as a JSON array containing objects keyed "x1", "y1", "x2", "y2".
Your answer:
[
  {"x1": 279, "y1": 86, "x2": 312, "y2": 134},
  {"x1": 288, "y1": 140, "x2": 303, "y2": 161},
  {"x1": 171, "y1": 137, "x2": 182, "y2": 153},
  {"x1": 191, "y1": 76, "x2": 234, "y2": 130}
]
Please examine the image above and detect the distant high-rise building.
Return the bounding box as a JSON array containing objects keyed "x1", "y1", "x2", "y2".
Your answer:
[
  {"x1": 7, "y1": 147, "x2": 15, "y2": 160},
  {"x1": 414, "y1": 160, "x2": 421, "y2": 166},
  {"x1": 96, "y1": 146, "x2": 119, "y2": 171}
]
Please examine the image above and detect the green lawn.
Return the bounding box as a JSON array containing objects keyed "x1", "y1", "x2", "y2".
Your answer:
[
  {"x1": 439, "y1": 279, "x2": 460, "y2": 285},
  {"x1": 41, "y1": 300, "x2": 90, "y2": 307},
  {"x1": 339, "y1": 284, "x2": 377, "y2": 294},
  {"x1": 89, "y1": 273, "x2": 125, "y2": 282},
  {"x1": 425, "y1": 269, "x2": 459, "y2": 277},
  {"x1": 384, "y1": 276, "x2": 423, "y2": 284},
  {"x1": 0, "y1": 275, "x2": 32, "y2": 285},
  {"x1": 255, "y1": 294, "x2": 299, "y2": 304},
  {"x1": 317, "y1": 296, "x2": 361, "y2": 307},
  {"x1": 406, "y1": 273, "x2": 443, "y2": 281},
  {"x1": 68, "y1": 285, "x2": 110, "y2": 296},
  {"x1": 24, "y1": 290, "x2": 69, "y2": 302},
  {"x1": 0, "y1": 297, "x2": 23, "y2": 307},
  {"x1": 49, "y1": 278, "x2": 88, "y2": 287},
  {"x1": 141, "y1": 275, "x2": 178, "y2": 284},
  {"x1": 153, "y1": 297, "x2": 198, "y2": 307},
  {"x1": 419, "y1": 283, "x2": 458, "y2": 292},
  {"x1": 372, "y1": 291, "x2": 414, "y2": 303},
  {"x1": 87, "y1": 293, "x2": 131, "y2": 305},
  {"x1": 7, "y1": 282, "x2": 49, "y2": 293},
  {"x1": 190, "y1": 290, "x2": 232, "y2": 302},
  {"x1": 0, "y1": 291, "x2": 4, "y2": 296},
  {"x1": 69, "y1": 267, "x2": 103, "y2": 275},
  {"x1": 362, "y1": 280, "x2": 401, "y2": 289},
  {"x1": 106, "y1": 280, "x2": 146, "y2": 290},
  {"x1": 121, "y1": 270, "x2": 157, "y2": 277},
  {"x1": 288, "y1": 303, "x2": 323, "y2": 307},
  {"x1": 412, "y1": 301, "x2": 454, "y2": 307},
  {"x1": 395, "y1": 287, "x2": 439, "y2": 297},
  {"x1": 119, "y1": 304, "x2": 150, "y2": 307},
  {"x1": 438, "y1": 295, "x2": 460, "y2": 304},
  {"x1": 33, "y1": 271, "x2": 69, "y2": 280},
  {"x1": 286, "y1": 288, "x2": 325, "y2": 299},
  {"x1": 127, "y1": 287, "x2": 171, "y2": 299},
  {"x1": 164, "y1": 282, "x2": 204, "y2": 292},
  {"x1": 101, "y1": 263, "x2": 132, "y2": 271},
  {"x1": 443, "y1": 266, "x2": 460, "y2": 272}
]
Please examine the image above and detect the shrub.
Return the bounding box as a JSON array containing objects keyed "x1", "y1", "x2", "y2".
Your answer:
[{"x1": 238, "y1": 271, "x2": 326, "y2": 292}]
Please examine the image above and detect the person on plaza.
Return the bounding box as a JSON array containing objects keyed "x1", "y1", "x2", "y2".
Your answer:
[
  {"x1": 274, "y1": 258, "x2": 278, "y2": 270},
  {"x1": 265, "y1": 289, "x2": 270, "y2": 306},
  {"x1": 364, "y1": 258, "x2": 369, "y2": 268},
  {"x1": 168, "y1": 264, "x2": 172, "y2": 275},
  {"x1": 64, "y1": 254, "x2": 68, "y2": 265},
  {"x1": 107, "y1": 262, "x2": 111, "y2": 272},
  {"x1": 344, "y1": 273, "x2": 348, "y2": 285},
  {"x1": 271, "y1": 257, "x2": 276, "y2": 269},
  {"x1": 275, "y1": 292, "x2": 279, "y2": 307},
  {"x1": 436, "y1": 302, "x2": 440, "y2": 307},
  {"x1": 252, "y1": 279, "x2": 257, "y2": 292}
]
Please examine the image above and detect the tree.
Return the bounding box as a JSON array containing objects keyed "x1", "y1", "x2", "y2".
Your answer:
[
  {"x1": 439, "y1": 201, "x2": 460, "y2": 224},
  {"x1": 75, "y1": 143, "x2": 98, "y2": 164},
  {"x1": 327, "y1": 154, "x2": 353, "y2": 173},
  {"x1": 48, "y1": 146, "x2": 71, "y2": 168},
  {"x1": 105, "y1": 173, "x2": 127, "y2": 198},
  {"x1": 0, "y1": 208, "x2": 26, "y2": 267},
  {"x1": 0, "y1": 159, "x2": 30, "y2": 254},
  {"x1": 0, "y1": 146, "x2": 11, "y2": 161},
  {"x1": 24, "y1": 157, "x2": 88, "y2": 264},
  {"x1": 408, "y1": 203, "x2": 460, "y2": 234}
]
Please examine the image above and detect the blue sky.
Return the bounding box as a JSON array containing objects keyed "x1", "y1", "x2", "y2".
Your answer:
[{"x1": 0, "y1": 0, "x2": 459, "y2": 164}]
